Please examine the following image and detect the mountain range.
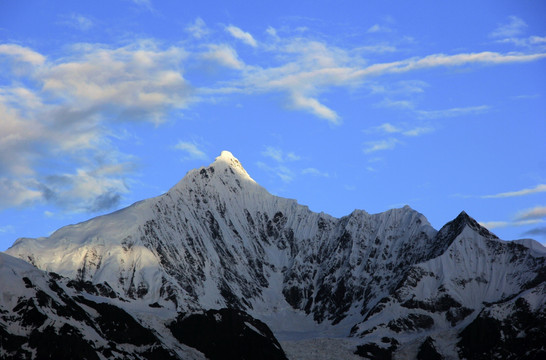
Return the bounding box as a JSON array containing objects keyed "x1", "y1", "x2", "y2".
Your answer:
[{"x1": 2, "y1": 151, "x2": 545, "y2": 359}]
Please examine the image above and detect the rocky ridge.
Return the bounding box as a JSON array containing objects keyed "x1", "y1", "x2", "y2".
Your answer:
[{"x1": 3, "y1": 151, "x2": 546, "y2": 359}]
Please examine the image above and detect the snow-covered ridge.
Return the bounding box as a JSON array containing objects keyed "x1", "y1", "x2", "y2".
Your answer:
[{"x1": 4, "y1": 151, "x2": 545, "y2": 359}]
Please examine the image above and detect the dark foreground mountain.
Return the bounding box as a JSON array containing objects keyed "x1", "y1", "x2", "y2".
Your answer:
[{"x1": 3, "y1": 151, "x2": 545, "y2": 359}]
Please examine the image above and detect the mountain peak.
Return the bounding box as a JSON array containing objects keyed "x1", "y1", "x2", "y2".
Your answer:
[
  {"x1": 211, "y1": 150, "x2": 254, "y2": 182},
  {"x1": 436, "y1": 210, "x2": 499, "y2": 248},
  {"x1": 217, "y1": 150, "x2": 237, "y2": 161}
]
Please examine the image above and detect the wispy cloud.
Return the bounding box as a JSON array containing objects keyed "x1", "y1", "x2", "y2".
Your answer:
[
  {"x1": 290, "y1": 93, "x2": 340, "y2": 124},
  {"x1": 497, "y1": 35, "x2": 546, "y2": 49},
  {"x1": 480, "y1": 204, "x2": 546, "y2": 238},
  {"x1": 174, "y1": 141, "x2": 208, "y2": 161},
  {"x1": 522, "y1": 227, "x2": 546, "y2": 238},
  {"x1": 258, "y1": 147, "x2": 302, "y2": 182},
  {"x1": 261, "y1": 147, "x2": 300, "y2": 162},
  {"x1": 359, "y1": 44, "x2": 397, "y2": 53},
  {"x1": 202, "y1": 44, "x2": 245, "y2": 69},
  {"x1": 60, "y1": 13, "x2": 94, "y2": 31},
  {"x1": 225, "y1": 25, "x2": 257, "y2": 47},
  {"x1": 515, "y1": 206, "x2": 546, "y2": 221},
  {"x1": 372, "y1": 122, "x2": 434, "y2": 137},
  {"x1": 403, "y1": 126, "x2": 434, "y2": 137},
  {"x1": 415, "y1": 105, "x2": 490, "y2": 119},
  {"x1": 489, "y1": 16, "x2": 546, "y2": 51},
  {"x1": 363, "y1": 138, "x2": 400, "y2": 154},
  {"x1": 0, "y1": 178, "x2": 43, "y2": 208},
  {"x1": 480, "y1": 219, "x2": 543, "y2": 230},
  {"x1": 257, "y1": 162, "x2": 294, "y2": 183},
  {"x1": 490, "y1": 16, "x2": 527, "y2": 39},
  {"x1": 416, "y1": 105, "x2": 490, "y2": 119},
  {"x1": 0, "y1": 225, "x2": 15, "y2": 234},
  {"x1": 130, "y1": 0, "x2": 155, "y2": 12},
  {"x1": 301, "y1": 168, "x2": 329, "y2": 178},
  {"x1": 186, "y1": 17, "x2": 209, "y2": 39},
  {"x1": 362, "y1": 122, "x2": 432, "y2": 157},
  {"x1": 221, "y1": 44, "x2": 544, "y2": 123},
  {"x1": 482, "y1": 184, "x2": 546, "y2": 198},
  {"x1": 367, "y1": 24, "x2": 392, "y2": 33},
  {"x1": 0, "y1": 44, "x2": 46, "y2": 65},
  {"x1": 2, "y1": 21, "x2": 546, "y2": 213}
]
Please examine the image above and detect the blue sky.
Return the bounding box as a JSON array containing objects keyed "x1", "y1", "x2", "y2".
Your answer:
[{"x1": 1, "y1": 0, "x2": 545, "y2": 251}]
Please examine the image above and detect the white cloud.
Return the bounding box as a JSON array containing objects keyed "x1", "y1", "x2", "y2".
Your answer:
[
  {"x1": 367, "y1": 24, "x2": 392, "y2": 33},
  {"x1": 482, "y1": 184, "x2": 546, "y2": 199},
  {"x1": 175, "y1": 141, "x2": 208, "y2": 160},
  {"x1": 359, "y1": 44, "x2": 397, "y2": 53},
  {"x1": 378, "y1": 123, "x2": 401, "y2": 133},
  {"x1": 480, "y1": 219, "x2": 543, "y2": 230},
  {"x1": 0, "y1": 44, "x2": 46, "y2": 65},
  {"x1": 403, "y1": 127, "x2": 433, "y2": 136},
  {"x1": 480, "y1": 204, "x2": 546, "y2": 235},
  {"x1": 202, "y1": 44, "x2": 244, "y2": 69},
  {"x1": 62, "y1": 13, "x2": 94, "y2": 31},
  {"x1": 0, "y1": 225, "x2": 15, "y2": 233},
  {"x1": 262, "y1": 147, "x2": 283, "y2": 162},
  {"x1": 226, "y1": 25, "x2": 258, "y2": 47},
  {"x1": 262, "y1": 147, "x2": 300, "y2": 162},
  {"x1": 530, "y1": 36, "x2": 546, "y2": 44},
  {"x1": 42, "y1": 167, "x2": 130, "y2": 212},
  {"x1": 371, "y1": 123, "x2": 433, "y2": 137},
  {"x1": 0, "y1": 41, "x2": 192, "y2": 211},
  {"x1": 130, "y1": 0, "x2": 154, "y2": 12},
  {"x1": 364, "y1": 138, "x2": 400, "y2": 153},
  {"x1": 353, "y1": 52, "x2": 546, "y2": 79},
  {"x1": 516, "y1": 206, "x2": 546, "y2": 221},
  {"x1": 490, "y1": 16, "x2": 527, "y2": 38},
  {"x1": 416, "y1": 105, "x2": 489, "y2": 119},
  {"x1": 266, "y1": 26, "x2": 279, "y2": 40},
  {"x1": 301, "y1": 168, "x2": 329, "y2": 177},
  {"x1": 290, "y1": 93, "x2": 340, "y2": 124},
  {"x1": 2, "y1": 24, "x2": 546, "y2": 212},
  {"x1": 259, "y1": 147, "x2": 302, "y2": 182},
  {"x1": 498, "y1": 35, "x2": 546, "y2": 49},
  {"x1": 207, "y1": 26, "x2": 546, "y2": 123},
  {"x1": 0, "y1": 178, "x2": 43, "y2": 208},
  {"x1": 257, "y1": 162, "x2": 294, "y2": 183},
  {"x1": 378, "y1": 99, "x2": 415, "y2": 109},
  {"x1": 186, "y1": 18, "x2": 209, "y2": 39},
  {"x1": 41, "y1": 43, "x2": 190, "y2": 123}
]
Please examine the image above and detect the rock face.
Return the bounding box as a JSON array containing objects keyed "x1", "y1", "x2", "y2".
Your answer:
[
  {"x1": 0, "y1": 252, "x2": 283, "y2": 360},
  {"x1": 168, "y1": 308, "x2": 288, "y2": 360},
  {"x1": 4, "y1": 151, "x2": 546, "y2": 359}
]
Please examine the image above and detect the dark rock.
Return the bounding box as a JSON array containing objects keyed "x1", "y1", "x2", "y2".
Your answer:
[
  {"x1": 355, "y1": 342, "x2": 396, "y2": 360},
  {"x1": 457, "y1": 299, "x2": 546, "y2": 360},
  {"x1": 28, "y1": 324, "x2": 100, "y2": 360},
  {"x1": 387, "y1": 313, "x2": 434, "y2": 333},
  {"x1": 417, "y1": 337, "x2": 443, "y2": 360},
  {"x1": 75, "y1": 297, "x2": 159, "y2": 346},
  {"x1": 168, "y1": 308, "x2": 288, "y2": 360}
]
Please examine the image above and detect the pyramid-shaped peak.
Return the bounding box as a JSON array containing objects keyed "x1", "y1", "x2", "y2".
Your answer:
[
  {"x1": 217, "y1": 150, "x2": 237, "y2": 161},
  {"x1": 210, "y1": 151, "x2": 254, "y2": 182},
  {"x1": 436, "y1": 210, "x2": 498, "y2": 247}
]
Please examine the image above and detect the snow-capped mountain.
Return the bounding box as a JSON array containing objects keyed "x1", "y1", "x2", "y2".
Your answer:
[
  {"x1": 0, "y1": 250, "x2": 286, "y2": 360},
  {"x1": 3, "y1": 151, "x2": 546, "y2": 359}
]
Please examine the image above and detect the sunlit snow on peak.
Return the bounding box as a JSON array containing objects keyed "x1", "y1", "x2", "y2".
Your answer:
[{"x1": 212, "y1": 150, "x2": 255, "y2": 182}]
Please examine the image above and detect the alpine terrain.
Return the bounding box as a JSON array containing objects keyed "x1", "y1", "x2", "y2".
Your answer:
[{"x1": 2, "y1": 151, "x2": 545, "y2": 359}]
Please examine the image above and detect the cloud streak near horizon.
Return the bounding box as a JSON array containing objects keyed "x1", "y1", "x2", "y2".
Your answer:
[{"x1": 482, "y1": 184, "x2": 546, "y2": 199}]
